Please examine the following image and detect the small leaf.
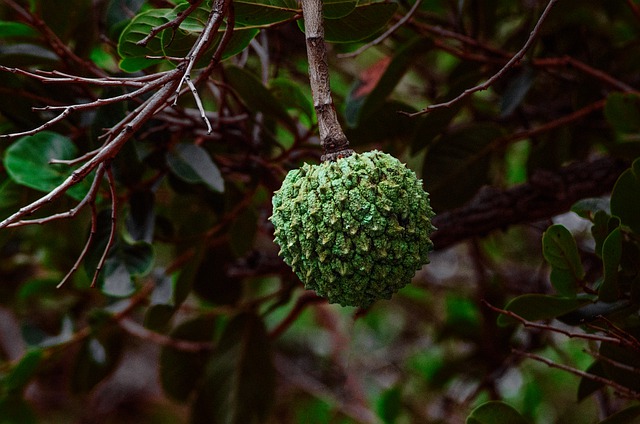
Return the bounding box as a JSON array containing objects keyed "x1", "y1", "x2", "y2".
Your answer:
[
  {"x1": 166, "y1": 143, "x2": 224, "y2": 193},
  {"x1": 160, "y1": 316, "x2": 216, "y2": 402},
  {"x1": 191, "y1": 313, "x2": 275, "y2": 424},
  {"x1": 498, "y1": 294, "x2": 592, "y2": 326},
  {"x1": 3, "y1": 131, "x2": 92, "y2": 201},
  {"x1": 466, "y1": 401, "x2": 530, "y2": 424},
  {"x1": 542, "y1": 224, "x2": 585, "y2": 296},
  {"x1": 600, "y1": 227, "x2": 622, "y2": 302},
  {"x1": 611, "y1": 158, "x2": 640, "y2": 234}
]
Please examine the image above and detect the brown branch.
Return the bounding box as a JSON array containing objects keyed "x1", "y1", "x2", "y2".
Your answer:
[
  {"x1": 301, "y1": 0, "x2": 353, "y2": 161},
  {"x1": 431, "y1": 156, "x2": 629, "y2": 250},
  {"x1": 269, "y1": 292, "x2": 325, "y2": 339},
  {"x1": 118, "y1": 318, "x2": 213, "y2": 352},
  {"x1": 91, "y1": 164, "x2": 118, "y2": 287},
  {"x1": 136, "y1": 0, "x2": 205, "y2": 47},
  {"x1": 403, "y1": 0, "x2": 559, "y2": 117},
  {"x1": 514, "y1": 350, "x2": 640, "y2": 400}
]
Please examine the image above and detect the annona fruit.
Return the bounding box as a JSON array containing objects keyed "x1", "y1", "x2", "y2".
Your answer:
[{"x1": 270, "y1": 150, "x2": 435, "y2": 308}]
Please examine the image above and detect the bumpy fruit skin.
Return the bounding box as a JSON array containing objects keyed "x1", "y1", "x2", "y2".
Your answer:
[{"x1": 270, "y1": 150, "x2": 436, "y2": 308}]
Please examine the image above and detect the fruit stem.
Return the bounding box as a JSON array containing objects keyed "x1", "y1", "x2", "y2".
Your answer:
[{"x1": 301, "y1": 0, "x2": 354, "y2": 162}]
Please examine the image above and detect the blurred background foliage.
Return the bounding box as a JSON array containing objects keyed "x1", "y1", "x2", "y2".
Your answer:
[{"x1": 1, "y1": 0, "x2": 640, "y2": 422}]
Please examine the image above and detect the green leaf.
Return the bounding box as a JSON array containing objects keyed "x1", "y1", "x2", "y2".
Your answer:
[
  {"x1": 604, "y1": 92, "x2": 640, "y2": 135},
  {"x1": 500, "y1": 67, "x2": 534, "y2": 117},
  {"x1": 498, "y1": 294, "x2": 592, "y2": 326},
  {"x1": 600, "y1": 227, "x2": 622, "y2": 302},
  {"x1": 466, "y1": 401, "x2": 530, "y2": 424},
  {"x1": 0, "y1": 21, "x2": 38, "y2": 38},
  {"x1": 4, "y1": 349, "x2": 43, "y2": 393},
  {"x1": 270, "y1": 78, "x2": 314, "y2": 121},
  {"x1": 160, "y1": 316, "x2": 216, "y2": 402},
  {"x1": 577, "y1": 361, "x2": 606, "y2": 402},
  {"x1": 323, "y1": 0, "x2": 357, "y2": 19},
  {"x1": 298, "y1": 3, "x2": 398, "y2": 43},
  {"x1": 191, "y1": 313, "x2": 275, "y2": 424},
  {"x1": 599, "y1": 405, "x2": 640, "y2": 424},
  {"x1": 376, "y1": 386, "x2": 402, "y2": 424},
  {"x1": 559, "y1": 300, "x2": 633, "y2": 325},
  {"x1": 611, "y1": 158, "x2": 640, "y2": 234},
  {"x1": 3, "y1": 131, "x2": 92, "y2": 201},
  {"x1": 71, "y1": 332, "x2": 124, "y2": 393},
  {"x1": 225, "y1": 65, "x2": 296, "y2": 129},
  {"x1": 423, "y1": 123, "x2": 503, "y2": 211},
  {"x1": 166, "y1": 143, "x2": 224, "y2": 193},
  {"x1": 599, "y1": 327, "x2": 640, "y2": 392},
  {"x1": 234, "y1": 1, "x2": 298, "y2": 27},
  {"x1": 117, "y1": 8, "x2": 175, "y2": 71},
  {"x1": 542, "y1": 224, "x2": 585, "y2": 296}
]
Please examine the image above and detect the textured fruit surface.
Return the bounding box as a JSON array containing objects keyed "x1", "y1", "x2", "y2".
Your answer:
[{"x1": 270, "y1": 150, "x2": 436, "y2": 308}]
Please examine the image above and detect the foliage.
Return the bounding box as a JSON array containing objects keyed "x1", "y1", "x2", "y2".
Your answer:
[{"x1": 0, "y1": 0, "x2": 639, "y2": 423}]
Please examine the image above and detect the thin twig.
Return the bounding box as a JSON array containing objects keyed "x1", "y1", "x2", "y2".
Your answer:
[
  {"x1": 118, "y1": 318, "x2": 213, "y2": 352},
  {"x1": 338, "y1": 0, "x2": 423, "y2": 59},
  {"x1": 402, "y1": 0, "x2": 559, "y2": 117},
  {"x1": 136, "y1": 0, "x2": 204, "y2": 47},
  {"x1": 269, "y1": 292, "x2": 325, "y2": 339},
  {"x1": 585, "y1": 349, "x2": 640, "y2": 375},
  {"x1": 91, "y1": 163, "x2": 118, "y2": 288},
  {"x1": 514, "y1": 350, "x2": 640, "y2": 400},
  {"x1": 185, "y1": 77, "x2": 213, "y2": 134},
  {"x1": 57, "y1": 165, "x2": 107, "y2": 288},
  {"x1": 0, "y1": 108, "x2": 72, "y2": 139}
]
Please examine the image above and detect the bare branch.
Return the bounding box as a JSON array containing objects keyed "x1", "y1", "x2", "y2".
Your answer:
[
  {"x1": 91, "y1": 164, "x2": 118, "y2": 288},
  {"x1": 402, "y1": 0, "x2": 559, "y2": 117},
  {"x1": 514, "y1": 350, "x2": 640, "y2": 400},
  {"x1": 185, "y1": 77, "x2": 213, "y2": 134},
  {"x1": 136, "y1": 0, "x2": 205, "y2": 47},
  {"x1": 118, "y1": 317, "x2": 213, "y2": 352}
]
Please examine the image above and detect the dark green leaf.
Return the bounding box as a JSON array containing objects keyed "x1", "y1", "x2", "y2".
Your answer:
[
  {"x1": 599, "y1": 327, "x2": 640, "y2": 392},
  {"x1": 423, "y1": 123, "x2": 503, "y2": 211},
  {"x1": 144, "y1": 304, "x2": 175, "y2": 333},
  {"x1": 270, "y1": 78, "x2": 314, "y2": 121},
  {"x1": 4, "y1": 349, "x2": 43, "y2": 393},
  {"x1": 611, "y1": 158, "x2": 640, "y2": 234},
  {"x1": 166, "y1": 143, "x2": 224, "y2": 193},
  {"x1": 599, "y1": 405, "x2": 640, "y2": 424},
  {"x1": 125, "y1": 190, "x2": 156, "y2": 243},
  {"x1": 376, "y1": 386, "x2": 402, "y2": 424},
  {"x1": 323, "y1": 0, "x2": 357, "y2": 19},
  {"x1": 605, "y1": 92, "x2": 640, "y2": 135},
  {"x1": 71, "y1": 333, "x2": 124, "y2": 393},
  {"x1": 466, "y1": 401, "x2": 529, "y2": 424},
  {"x1": 299, "y1": 3, "x2": 398, "y2": 43},
  {"x1": 225, "y1": 65, "x2": 296, "y2": 129},
  {"x1": 3, "y1": 131, "x2": 92, "y2": 201},
  {"x1": 160, "y1": 316, "x2": 216, "y2": 402},
  {"x1": 600, "y1": 227, "x2": 622, "y2": 301},
  {"x1": 559, "y1": 300, "x2": 633, "y2": 325},
  {"x1": 234, "y1": 1, "x2": 298, "y2": 27},
  {"x1": 577, "y1": 361, "x2": 606, "y2": 402},
  {"x1": 191, "y1": 313, "x2": 275, "y2": 424},
  {"x1": 193, "y1": 245, "x2": 243, "y2": 305},
  {"x1": 498, "y1": 294, "x2": 593, "y2": 326},
  {"x1": 117, "y1": 8, "x2": 175, "y2": 71},
  {"x1": 100, "y1": 241, "x2": 155, "y2": 298},
  {"x1": 0, "y1": 21, "x2": 38, "y2": 38},
  {"x1": 542, "y1": 224, "x2": 585, "y2": 296}
]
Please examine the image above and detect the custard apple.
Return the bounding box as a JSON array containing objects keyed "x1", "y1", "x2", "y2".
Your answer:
[{"x1": 270, "y1": 150, "x2": 435, "y2": 308}]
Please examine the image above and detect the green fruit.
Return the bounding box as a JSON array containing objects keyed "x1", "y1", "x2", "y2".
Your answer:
[{"x1": 270, "y1": 150, "x2": 436, "y2": 308}]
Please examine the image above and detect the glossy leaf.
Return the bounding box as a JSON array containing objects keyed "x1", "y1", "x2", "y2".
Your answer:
[
  {"x1": 571, "y1": 198, "x2": 611, "y2": 220},
  {"x1": 234, "y1": 1, "x2": 298, "y2": 27},
  {"x1": 559, "y1": 300, "x2": 633, "y2": 325},
  {"x1": 0, "y1": 21, "x2": 38, "y2": 38},
  {"x1": 166, "y1": 143, "x2": 224, "y2": 193},
  {"x1": 3, "y1": 131, "x2": 92, "y2": 201},
  {"x1": 299, "y1": 3, "x2": 398, "y2": 43},
  {"x1": 611, "y1": 158, "x2": 640, "y2": 234},
  {"x1": 117, "y1": 8, "x2": 175, "y2": 71},
  {"x1": 542, "y1": 224, "x2": 585, "y2": 296},
  {"x1": 323, "y1": 0, "x2": 357, "y2": 19},
  {"x1": 600, "y1": 227, "x2": 622, "y2": 302},
  {"x1": 498, "y1": 294, "x2": 592, "y2": 326},
  {"x1": 191, "y1": 313, "x2": 276, "y2": 424},
  {"x1": 466, "y1": 401, "x2": 529, "y2": 424},
  {"x1": 160, "y1": 316, "x2": 216, "y2": 402}
]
